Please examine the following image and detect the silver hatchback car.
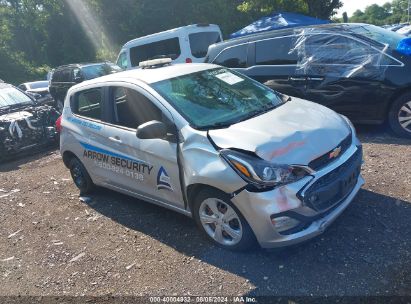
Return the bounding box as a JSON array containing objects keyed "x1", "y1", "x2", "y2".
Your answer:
[{"x1": 60, "y1": 60, "x2": 364, "y2": 251}]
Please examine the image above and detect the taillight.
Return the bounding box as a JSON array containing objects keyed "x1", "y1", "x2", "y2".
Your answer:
[
  {"x1": 56, "y1": 115, "x2": 62, "y2": 133},
  {"x1": 185, "y1": 58, "x2": 192, "y2": 63}
]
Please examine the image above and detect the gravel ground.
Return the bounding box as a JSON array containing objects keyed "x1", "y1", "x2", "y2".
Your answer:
[{"x1": 0, "y1": 126, "x2": 410, "y2": 298}]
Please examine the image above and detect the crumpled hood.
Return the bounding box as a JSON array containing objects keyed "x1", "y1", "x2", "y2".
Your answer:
[{"x1": 209, "y1": 98, "x2": 351, "y2": 166}]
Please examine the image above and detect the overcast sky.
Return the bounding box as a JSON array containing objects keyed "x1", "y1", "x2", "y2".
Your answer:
[{"x1": 337, "y1": 0, "x2": 394, "y2": 17}]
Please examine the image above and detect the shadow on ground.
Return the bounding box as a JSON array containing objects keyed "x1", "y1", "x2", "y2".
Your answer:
[
  {"x1": 0, "y1": 144, "x2": 58, "y2": 172},
  {"x1": 84, "y1": 187, "x2": 411, "y2": 296}
]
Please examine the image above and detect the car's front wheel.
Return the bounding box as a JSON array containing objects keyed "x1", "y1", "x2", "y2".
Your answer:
[
  {"x1": 389, "y1": 93, "x2": 411, "y2": 138},
  {"x1": 192, "y1": 188, "x2": 258, "y2": 251},
  {"x1": 69, "y1": 157, "x2": 94, "y2": 194}
]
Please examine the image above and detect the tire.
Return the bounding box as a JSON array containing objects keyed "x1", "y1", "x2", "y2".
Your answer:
[
  {"x1": 192, "y1": 188, "x2": 258, "y2": 251},
  {"x1": 388, "y1": 93, "x2": 411, "y2": 139},
  {"x1": 69, "y1": 157, "x2": 94, "y2": 195},
  {"x1": 55, "y1": 99, "x2": 64, "y2": 113}
]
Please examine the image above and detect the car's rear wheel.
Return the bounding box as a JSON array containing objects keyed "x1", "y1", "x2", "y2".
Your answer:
[
  {"x1": 389, "y1": 93, "x2": 411, "y2": 138},
  {"x1": 69, "y1": 157, "x2": 94, "y2": 194},
  {"x1": 192, "y1": 188, "x2": 258, "y2": 251}
]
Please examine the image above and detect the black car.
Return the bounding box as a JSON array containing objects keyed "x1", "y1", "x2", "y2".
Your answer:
[
  {"x1": 206, "y1": 23, "x2": 411, "y2": 138},
  {"x1": 49, "y1": 62, "x2": 122, "y2": 111},
  {"x1": 0, "y1": 83, "x2": 60, "y2": 161}
]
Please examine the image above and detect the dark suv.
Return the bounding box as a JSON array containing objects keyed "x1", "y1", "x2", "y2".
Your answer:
[
  {"x1": 206, "y1": 23, "x2": 411, "y2": 138},
  {"x1": 49, "y1": 62, "x2": 122, "y2": 111}
]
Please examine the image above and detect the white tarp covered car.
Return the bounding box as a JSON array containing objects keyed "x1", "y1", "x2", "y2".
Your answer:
[{"x1": 60, "y1": 60, "x2": 364, "y2": 251}]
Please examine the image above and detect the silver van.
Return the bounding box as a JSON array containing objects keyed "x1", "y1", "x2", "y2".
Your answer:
[{"x1": 60, "y1": 60, "x2": 364, "y2": 251}]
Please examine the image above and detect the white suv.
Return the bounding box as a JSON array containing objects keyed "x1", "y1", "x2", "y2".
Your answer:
[{"x1": 60, "y1": 59, "x2": 364, "y2": 251}]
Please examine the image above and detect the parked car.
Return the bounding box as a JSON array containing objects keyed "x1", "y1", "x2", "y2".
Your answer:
[
  {"x1": 397, "y1": 25, "x2": 411, "y2": 36},
  {"x1": 49, "y1": 62, "x2": 122, "y2": 112},
  {"x1": 0, "y1": 82, "x2": 59, "y2": 162},
  {"x1": 60, "y1": 59, "x2": 363, "y2": 251},
  {"x1": 206, "y1": 23, "x2": 411, "y2": 138},
  {"x1": 18, "y1": 80, "x2": 54, "y2": 107},
  {"x1": 116, "y1": 24, "x2": 222, "y2": 70}
]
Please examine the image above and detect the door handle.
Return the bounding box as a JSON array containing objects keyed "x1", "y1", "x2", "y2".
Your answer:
[
  {"x1": 289, "y1": 77, "x2": 306, "y2": 81},
  {"x1": 108, "y1": 136, "x2": 122, "y2": 143},
  {"x1": 307, "y1": 77, "x2": 324, "y2": 81}
]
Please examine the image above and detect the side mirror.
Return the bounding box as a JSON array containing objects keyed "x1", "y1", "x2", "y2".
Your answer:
[{"x1": 136, "y1": 120, "x2": 167, "y2": 140}]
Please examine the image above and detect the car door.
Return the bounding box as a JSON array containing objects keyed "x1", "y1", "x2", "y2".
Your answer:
[
  {"x1": 98, "y1": 84, "x2": 185, "y2": 208},
  {"x1": 69, "y1": 86, "x2": 111, "y2": 185},
  {"x1": 245, "y1": 35, "x2": 306, "y2": 98},
  {"x1": 300, "y1": 33, "x2": 394, "y2": 121}
]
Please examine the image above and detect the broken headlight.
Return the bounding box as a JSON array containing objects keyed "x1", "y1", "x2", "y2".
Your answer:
[{"x1": 220, "y1": 149, "x2": 310, "y2": 189}]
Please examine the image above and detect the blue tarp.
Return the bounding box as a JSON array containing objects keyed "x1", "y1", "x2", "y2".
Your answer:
[{"x1": 230, "y1": 12, "x2": 330, "y2": 39}]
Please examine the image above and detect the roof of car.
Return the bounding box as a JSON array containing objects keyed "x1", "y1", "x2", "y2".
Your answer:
[
  {"x1": 207, "y1": 23, "x2": 369, "y2": 52},
  {"x1": 54, "y1": 62, "x2": 113, "y2": 70},
  {"x1": 79, "y1": 63, "x2": 220, "y2": 85}
]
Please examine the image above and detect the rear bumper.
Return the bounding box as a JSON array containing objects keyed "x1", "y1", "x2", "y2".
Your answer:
[{"x1": 231, "y1": 143, "x2": 364, "y2": 249}]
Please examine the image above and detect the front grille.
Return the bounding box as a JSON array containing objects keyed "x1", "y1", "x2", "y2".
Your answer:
[
  {"x1": 302, "y1": 146, "x2": 362, "y2": 212},
  {"x1": 309, "y1": 133, "x2": 352, "y2": 171}
]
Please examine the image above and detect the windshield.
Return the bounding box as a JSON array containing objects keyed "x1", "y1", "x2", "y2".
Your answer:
[
  {"x1": 152, "y1": 68, "x2": 284, "y2": 129},
  {"x1": 27, "y1": 81, "x2": 48, "y2": 90},
  {"x1": 0, "y1": 87, "x2": 33, "y2": 109},
  {"x1": 82, "y1": 63, "x2": 122, "y2": 80},
  {"x1": 350, "y1": 24, "x2": 405, "y2": 49}
]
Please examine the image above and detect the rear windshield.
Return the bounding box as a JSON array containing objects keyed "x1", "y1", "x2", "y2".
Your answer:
[
  {"x1": 81, "y1": 63, "x2": 122, "y2": 80},
  {"x1": 350, "y1": 24, "x2": 404, "y2": 49},
  {"x1": 189, "y1": 32, "x2": 221, "y2": 58},
  {"x1": 0, "y1": 87, "x2": 33, "y2": 108},
  {"x1": 130, "y1": 38, "x2": 181, "y2": 67}
]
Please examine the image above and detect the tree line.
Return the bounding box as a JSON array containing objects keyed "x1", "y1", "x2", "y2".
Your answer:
[
  {"x1": 348, "y1": 0, "x2": 410, "y2": 25},
  {"x1": 1, "y1": 0, "x2": 344, "y2": 84}
]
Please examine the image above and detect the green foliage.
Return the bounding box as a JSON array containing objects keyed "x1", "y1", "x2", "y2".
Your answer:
[
  {"x1": 0, "y1": 0, "x2": 343, "y2": 84},
  {"x1": 349, "y1": 0, "x2": 410, "y2": 25}
]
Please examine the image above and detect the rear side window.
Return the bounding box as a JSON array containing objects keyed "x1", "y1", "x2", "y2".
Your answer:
[
  {"x1": 213, "y1": 44, "x2": 247, "y2": 68},
  {"x1": 111, "y1": 87, "x2": 162, "y2": 129},
  {"x1": 256, "y1": 36, "x2": 298, "y2": 65},
  {"x1": 189, "y1": 32, "x2": 221, "y2": 58},
  {"x1": 73, "y1": 88, "x2": 102, "y2": 120},
  {"x1": 52, "y1": 70, "x2": 62, "y2": 82},
  {"x1": 61, "y1": 69, "x2": 72, "y2": 82},
  {"x1": 130, "y1": 38, "x2": 181, "y2": 67}
]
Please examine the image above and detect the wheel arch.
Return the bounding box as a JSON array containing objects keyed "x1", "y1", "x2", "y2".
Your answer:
[
  {"x1": 186, "y1": 183, "x2": 230, "y2": 214},
  {"x1": 386, "y1": 87, "x2": 411, "y2": 118},
  {"x1": 62, "y1": 150, "x2": 78, "y2": 168}
]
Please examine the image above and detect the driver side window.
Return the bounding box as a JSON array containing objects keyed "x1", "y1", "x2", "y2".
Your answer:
[{"x1": 110, "y1": 87, "x2": 163, "y2": 129}]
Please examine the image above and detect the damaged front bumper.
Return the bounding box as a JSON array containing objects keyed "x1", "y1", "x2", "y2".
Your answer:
[{"x1": 231, "y1": 143, "x2": 364, "y2": 249}]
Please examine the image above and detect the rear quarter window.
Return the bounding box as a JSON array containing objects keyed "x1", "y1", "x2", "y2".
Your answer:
[
  {"x1": 213, "y1": 44, "x2": 247, "y2": 68},
  {"x1": 189, "y1": 32, "x2": 222, "y2": 58},
  {"x1": 130, "y1": 38, "x2": 181, "y2": 67},
  {"x1": 72, "y1": 88, "x2": 102, "y2": 120}
]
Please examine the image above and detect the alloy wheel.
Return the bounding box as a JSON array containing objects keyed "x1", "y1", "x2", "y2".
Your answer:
[
  {"x1": 71, "y1": 163, "x2": 86, "y2": 188},
  {"x1": 199, "y1": 198, "x2": 243, "y2": 246},
  {"x1": 398, "y1": 101, "x2": 411, "y2": 133}
]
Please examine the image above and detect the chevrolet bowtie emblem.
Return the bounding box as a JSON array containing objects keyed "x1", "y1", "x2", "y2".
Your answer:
[{"x1": 329, "y1": 146, "x2": 342, "y2": 159}]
